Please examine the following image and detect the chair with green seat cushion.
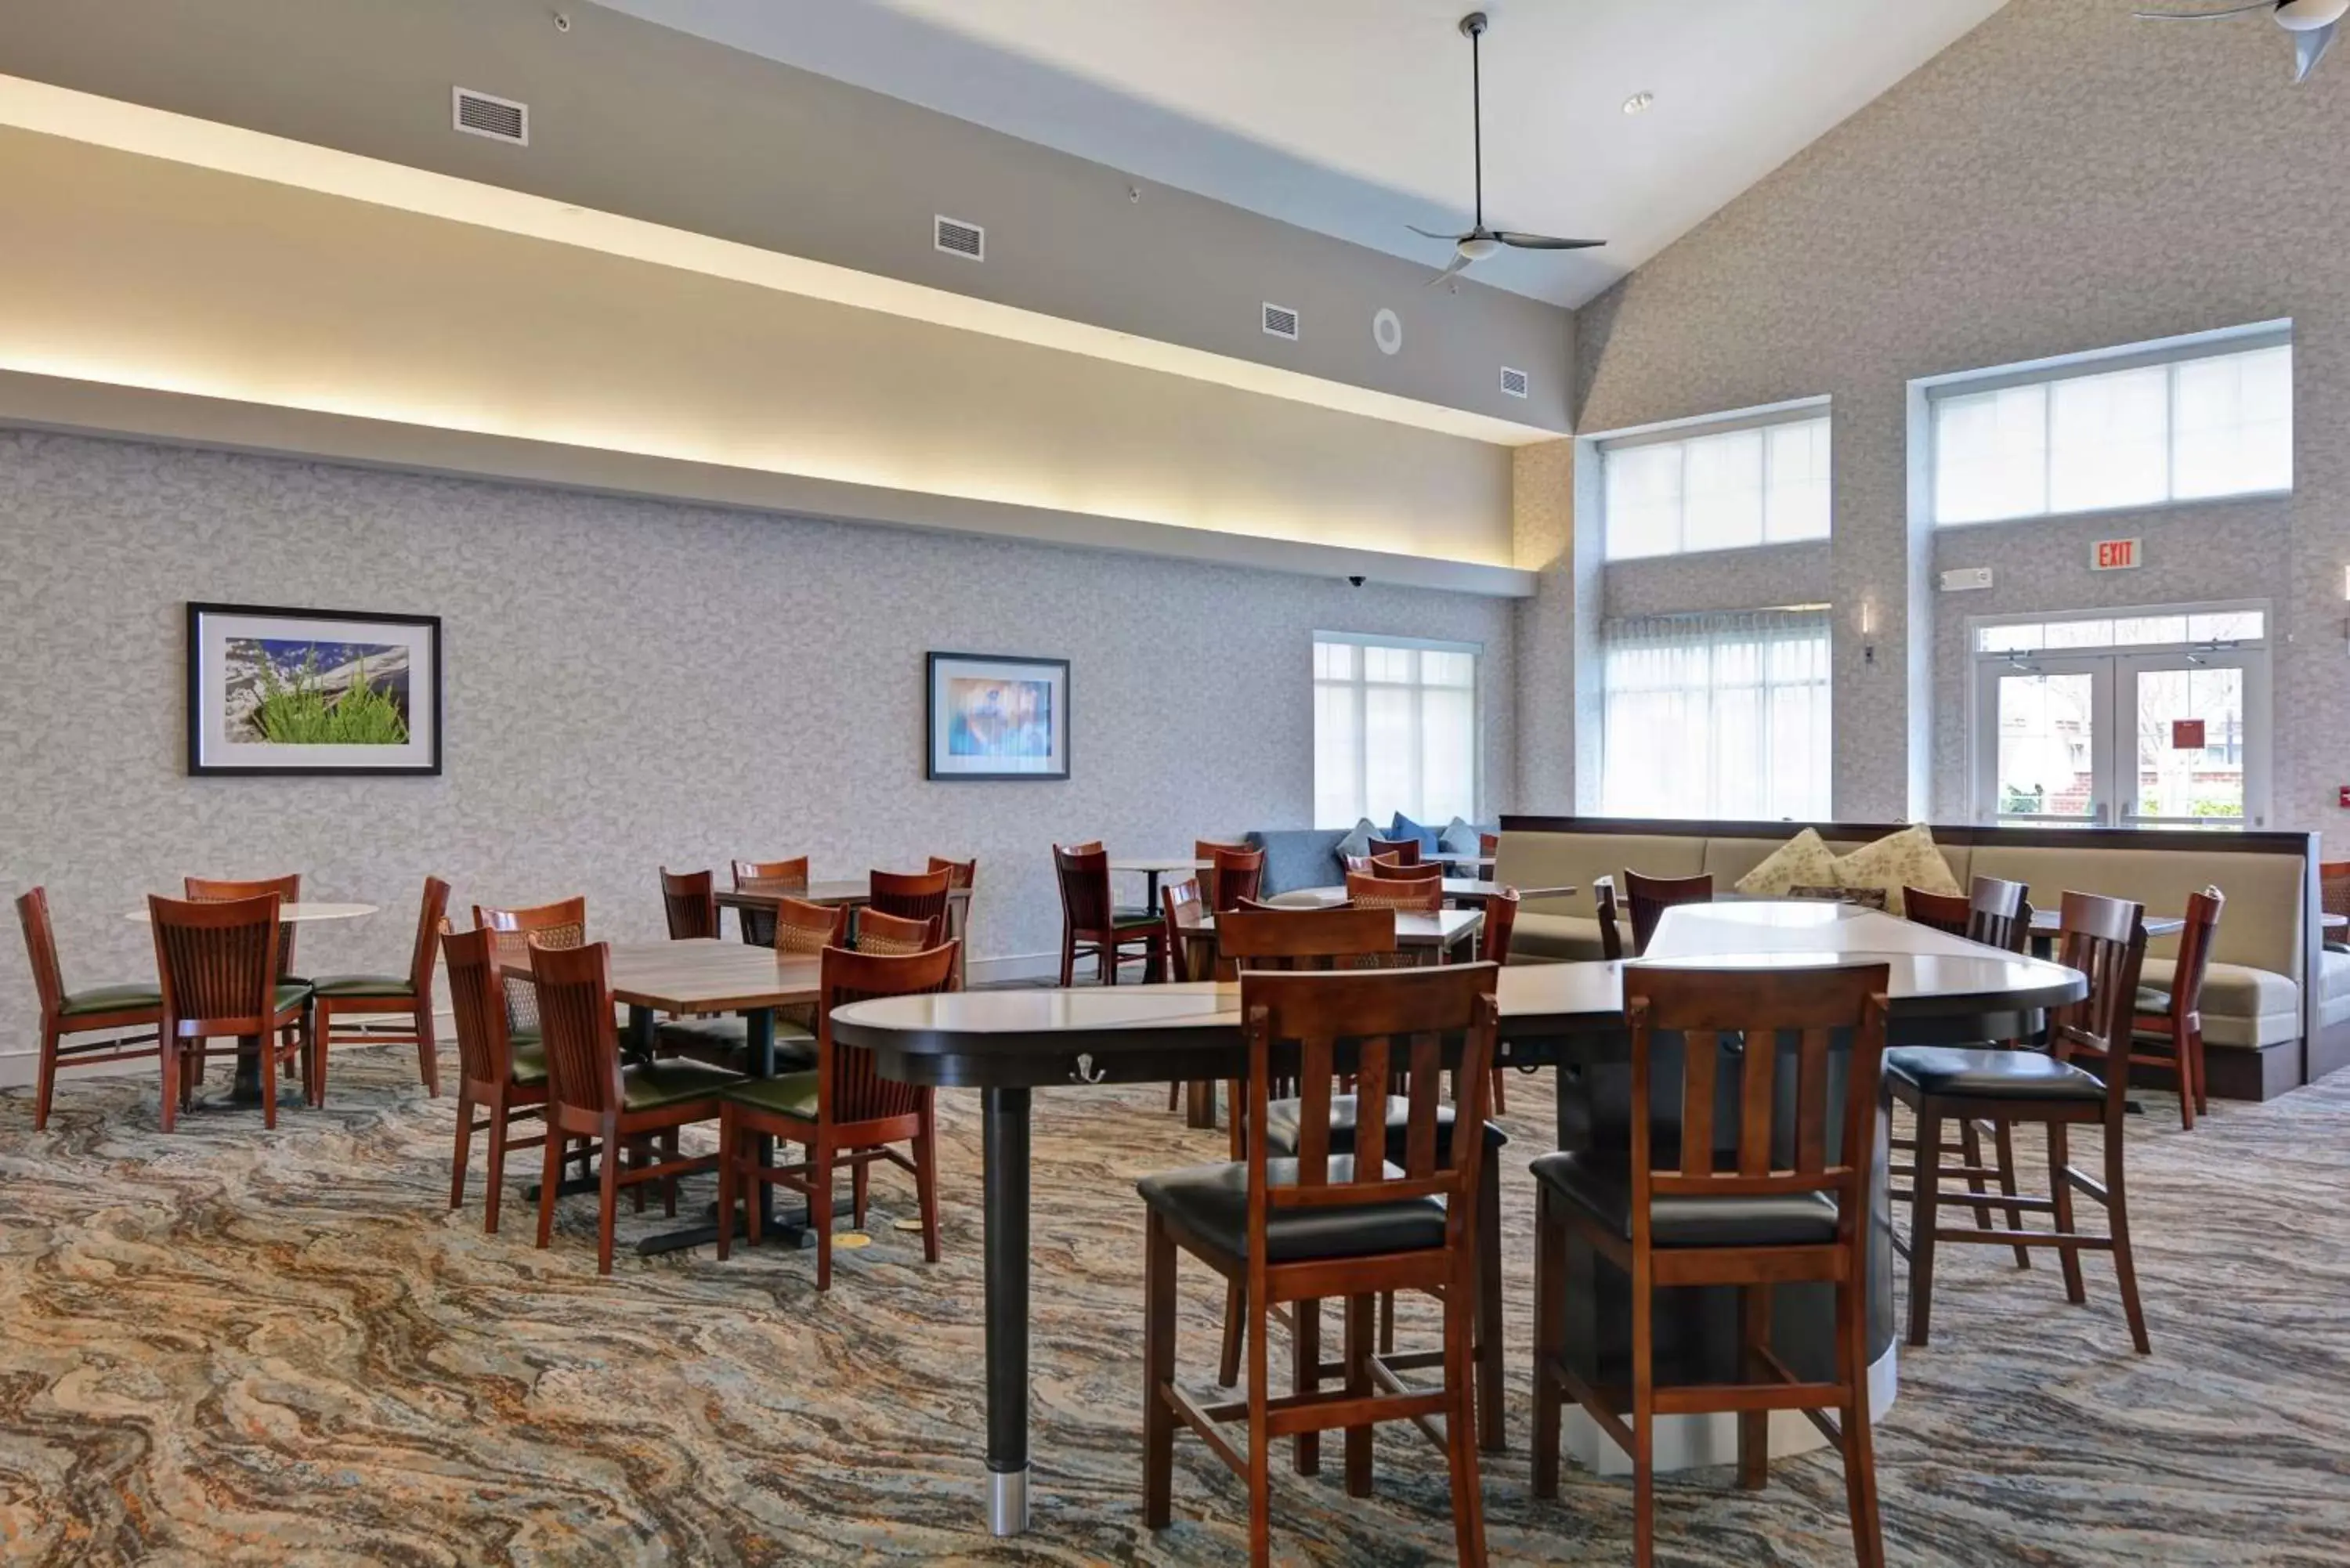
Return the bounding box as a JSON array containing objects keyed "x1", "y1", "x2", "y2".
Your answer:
[
  {"x1": 18, "y1": 887, "x2": 164, "y2": 1132},
  {"x1": 147, "y1": 891, "x2": 313, "y2": 1133},
  {"x1": 1053, "y1": 843, "x2": 1170, "y2": 985},
  {"x1": 441, "y1": 925, "x2": 552, "y2": 1235},
  {"x1": 624, "y1": 1057, "x2": 753, "y2": 1111},
  {"x1": 309, "y1": 877, "x2": 450, "y2": 1104}
]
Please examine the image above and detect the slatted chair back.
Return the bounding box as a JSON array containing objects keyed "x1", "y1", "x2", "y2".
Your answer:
[
  {"x1": 1240, "y1": 963, "x2": 1499, "y2": 1247},
  {"x1": 1369, "y1": 860, "x2": 1444, "y2": 883},
  {"x1": 475, "y1": 897, "x2": 587, "y2": 1037},
  {"x1": 2168, "y1": 886, "x2": 2225, "y2": 1024},
  {"x1": 1205, "y1": 844, "x2": 1265, "y2": 913},
  {"x1": 927, "y1": 855, "x2": 978, "y2": 891},
  {"x1": 1624, "y1": 963, "x2": 1893, "y2": 1250},
  {"x1": 1478, "y1": 831, "x2": 1500, "y2": 882},
  {"x1": 1481, "y1": 887, "x2": 1521, "y2": 964},
  {"x1": 186, "y1": 873, "x2": 302, "y2": 978},
  {"x1": 1901, "y1": 886, "x2": 1972, "y2": 939},
  {"x1": 1217, "y1": 905, "x2": 1397, "y2": 972},
  {"x1": 768, "y1": 896, "x2": 849, "y2": 958},
  {"x1": 2050, "y1": 890, "x2": 2149, "y2": 1110},
  {"x1": 734, "y1": 857, "x2": 808, "y2": 889},
  {"x1": 526, "y1": 938, "x2": 626, "y2": 1118},
  {"x1": 149, "y1": 893, "x2": 283, "y2": 1039},
  {"x1": 1345, "y1": 869, "x2": 1444, "y2": 913},
  {"x1": 1053, "y1": 844, "x2": 1118, "y2": 937},
  {"x1": 871, "y1": 868, "x2": 952, "y2": 932},
  {"x1": 1595, "y1": 876, "x2": 1625, "y2": 962},
  {"x1": 819, "y1": 941, "x2": 960, "y2": 1125},
  {"x1": 16, "y1": 887, "x2": 69, "y2": 1018},
  {"x1": 1966, "y1": 876, "x2": 2032, "y2": 953},
  {"x1": 440, "y1": 924, "x2": 515, "y2": 1088},
  {"x1": 404, "y1": 877, "x2": 453, "y2": 993},
  {"x1": 853, "y1": 907, "x2": 942, "y2": 956},
  {"x1": 660, "y1": 867, "x2": 720, "y2": 941},
  {"x1": 1365, "y1": 836, "x2": 1421, "y2": 866},
  {"x1": 1162, "y1": 878, "x2": 1211, "y2": 983},
  {"x1": 1624, "y1": 869, "x2": 1713, "y2": 956}
]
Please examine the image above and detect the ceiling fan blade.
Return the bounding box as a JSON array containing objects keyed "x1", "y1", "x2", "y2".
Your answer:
[
  {"x1": 2297, "y1": 20, "x2": 2337, "y2": 79},
  {"x1": 1495, "y1": 232, "x2": 1607, "y2": 251},
  {"x1": 1422, "y1": 252, "x2": 1475, "y2": 289},
  {"x1": 1407, "y1": 223, "x2": 1469, "y2": 242},
  {"x1": 2131, "y1": 2, "x2": 2273, "y2": 16}
]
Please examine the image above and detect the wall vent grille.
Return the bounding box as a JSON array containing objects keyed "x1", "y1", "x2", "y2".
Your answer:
[
  {"x1": 1499, "y1": 366, "x2": 1530, "y2": 399},
  {"x1": 935, "y1": 215, "x2": 985, "y2": 260},
  {"x1": 1262, "y1": 302, "x2": 1300, "y2": 341},
  {"x1": 452, "y1": 88, "x2": 529, "y2": 146}
]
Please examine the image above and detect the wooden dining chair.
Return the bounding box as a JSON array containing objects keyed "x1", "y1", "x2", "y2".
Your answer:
[
  {"x1": 1161, "y1": 879, "x2": 1217, "y2": 1113},
  {"x1": 1139, "y1": 963, "x2": 1499, "y2": 1568},
  {"x1": 1900, "y1": 886, "x2": 1972, "y2": 938},
  {"x1": 1368, "y1": 858, "x2": 1446, "y2": 883},
  {"x1": 2124, "y1": 886, "x2": 2224, "y2": 1130},
  {"x1": 529, "y1": 938, "x2": 742, "y2": 1274},
  {"x1": 715, "y1": 939, "x2": 959, "y2": 1288},
  {"x1": 1204, "y1": 844, "x2": 1266, "y2": 913},
  {"x1": 1477, "y1": 830, "x2": 1499, "y2": 883},
  {"x1": 16, "y1": 887, "x2": 162, "y2": 1131},
  {"x1": 440, "y1": 923, "x2": 549, "y2": 1234},
  {"x1": 1623, "y1": 869, "x2": 1713, "y2": 956},
  {"x1": 1889, "y1": 890, "x2": 2151, "y2": 1353},
  {"x1": 732, "y1": 858, "x2": 809, "y2": 946},
  {"x1": 1595, "y1": 875, "x2": 1625, "y2": 961},
  {"x1": 308, "y1": 875, "x2": 450, "y2": 1104},
  {"x1": 852, "y1": 906, "x2": 942, "y2": 954},
  {"x1": 871, "y1": 866, "x2": 952, "y2": 931},
  {"x1": 1345, "y1": 869, "x2": 1444, "y2": 914},
  {"x1": 1365, "y1": 835, "x2": 1422, "y2": 866},
  {"x1": 148, "y1": 893, "x2": 313, "y2": 1133},
  {"x1": 1478, "y1": 887, "x2": 1522, "y2": 1115},
  {"x1": 1054, "y1": 843, "x2": 1167, "y2": 985},
  {"x1": 733, "y1": 857, "x2": 808, "y2": 889},
  {"x1": 1532, "y1": 963, "x2": 1893, "y2": 1568},
  {"x1": 185, "y1": 873, "x2": 304, "y2": 1083},
  {"x1": 474, "y1": 897, "x2": 588, "y2": 1046},
  {"x1": 927, "y1": 856, "x2": 978, "y2": 986},
  {"x1": 659, "y1": 867, "x2": 721, "y2": 941}
]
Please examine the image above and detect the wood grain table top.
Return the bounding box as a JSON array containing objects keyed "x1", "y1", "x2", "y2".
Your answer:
[
  {"x1": 595, "y1": 940, "x2": 822, "y2": 1015},
  {"x1": 716, "y1": 879, "x2": 974, "y2": 910},
  {"x1": 1269, "y1": 880, "x2": 1572, "y2": 907},
  {"x1": 126, "y1": 901, "x2": 378, "y2": 923}
]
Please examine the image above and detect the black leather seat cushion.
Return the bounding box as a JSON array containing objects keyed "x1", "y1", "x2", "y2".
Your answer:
[
  {"x1": 1262, "y1": 1095, "x2": 1507, "y2": 1160},
  {"x1": 1885, "y1": 1046, "x2": 2105, "y2": 1101},
  {"x1": 1137, "y1": 1157, "x2": 1446, "y2": 1263},
  {"x1": 1531, "y1": 1151, "x2": 1838, "y2": 1248}
]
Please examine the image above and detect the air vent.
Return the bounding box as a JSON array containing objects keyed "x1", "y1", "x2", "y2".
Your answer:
[
  {"x1": 452, "y1": 87, "x2": 529, "y2": 146},
  {"x1": 1262, "y1": 302, "x2": 1300, "y2": 341},
  {"x1": 935, "y1": 215, "x2": 985, "y2": 261},
  {"x1": 1499, "y1": 366, "x2": 1530, "y2": 399}
]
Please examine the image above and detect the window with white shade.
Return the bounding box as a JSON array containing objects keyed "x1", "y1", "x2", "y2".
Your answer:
[
  {"x1": 1930, "y1": 331, "x2": 2290, "y2": 527},
  {"x1": 1600, "y1": 410, "x2": 1831, "y2": 562},
  {"x1": 1313, "y1": 635, "x2": 1479, "y2": 829},
  {"x1": 1599, "y1": 609, "x2": 1832, "y2": 821}
]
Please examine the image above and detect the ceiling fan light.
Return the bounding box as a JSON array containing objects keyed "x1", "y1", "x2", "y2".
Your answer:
[
  {"x1": 2280, "y1": 0, "x2": 2349, "y2": 29},
  {"x1": 1458, "y1": 235, "x2": 1502, "y2": 261}
]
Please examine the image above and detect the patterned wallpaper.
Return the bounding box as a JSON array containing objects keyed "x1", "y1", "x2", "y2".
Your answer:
[
  {"x1": 1568, "y1": 0, "x2": 2347, "y2": 833},
  {"x1": 0, "y1": 430, "x2": 1517, "y2": 1057}
]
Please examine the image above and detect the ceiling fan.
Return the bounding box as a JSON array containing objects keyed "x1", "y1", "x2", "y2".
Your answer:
[
  {"x1": 2135, "y1": 0, "x2": 2345, "y2": 82},
  {"x1": 1411, "y1": 11, "x2": 1604, "y2": 286}
]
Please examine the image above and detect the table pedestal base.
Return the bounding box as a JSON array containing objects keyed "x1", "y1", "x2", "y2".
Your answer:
[
  {"x1": 1557, "y1": 1343, "x2": 1897, "y2": 1476},
  {"x1": 986, "y1": 1465, "x2": 1029, "y2": 1537}
]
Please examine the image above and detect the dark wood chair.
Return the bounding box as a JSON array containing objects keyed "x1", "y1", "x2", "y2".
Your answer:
[
  {"x1": 1054, "y1": 843, "x2": 1166, "y2": 985},
  {"x1": 1345, "y1": 869, "x2": 1444, "y2": 914},
  {"x1": 1368, "y1": 858, "x2": 1446, "y2": 883},
  {"x1": 16, "y1": 887, "x2": 161, "y2": 1131},
  {"x1": 852, "y1": 906, "x2": 942, "y2": 954},
  {"x1": 659, "y1": 867, "x2": 720, "y2": 941},
  {"x1": 1595, "y1": 875, "x2": 1625, "y2": 961},
  {"x1": 1365, "y1": 835, "x2": 1422, "y2": 866},
  {"x1": 441, "y1": 923, "x2": 549, "y2": 1234},
  {"x1": 1531, "y1": 963, "x2": 1892, "y2": 1568},
  {"x1": 1889, "y1": 889, "x2": 2151, "y2": 1353},
  {"x1": 309, "y1": 875, "x2": 450, "y2": 1102},
  {"x1": 927, "y1": 855, "x2": 978, "y2": 986},
  {"x1": 1162, "y1": 879, "x2": 1217, "y2": 1113},
  {"x1": 1479, "y1": 887, "x2": 1521, "y2": 1115},
  {"x1": 147, "y1": 893, "x2": 313, "y2": 1133},
  {"x1": 1140, "y1": 963, "x2": 1499, "y2": 1567},
  {"x1": 1205, "y1": 843, "x2": 1266, "y2": 913},
  {"x1": 185, "y1": 873, "x2": 304, "y2": 1085},
  {"x1": 871, "y1": 866, "x2": 952, "y2": 932},
  {"x1": 2122, "y1": 886, "x2": 2223, "y2": 1130},
  {"x1": 1477, "y1": 831, "x2": 1499, "y2": 883},
  {"x1": 528, "y1": 938, "x2": 741, "y2": 1274},
  {"x1": 732, "y1": 858, "x2": 808, "y2": 947},
  {"x1": 1623, "y1": 869, "x2": 1713, "y2": 956},
  {"x1": 734, "y1": 857, "x2": 809, "y2": 888},
  {"x1": 715, "y1": 939, "x2": 958, "y2": 1288},
  {"x1": 474, "y1": 897, "x2": 588, "y2": 1048}
]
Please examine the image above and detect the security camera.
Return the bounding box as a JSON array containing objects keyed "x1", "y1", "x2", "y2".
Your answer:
[
  {"x1": 1347, "y1": 574, "x2": 1366, "y2": 587},
  {"x1": 553, "y1": 11, "x2": 571, "y2": 31}
]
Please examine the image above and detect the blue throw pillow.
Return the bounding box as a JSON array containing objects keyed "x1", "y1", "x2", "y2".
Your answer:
[
  {"x1": 1439, "y1": 817, "x2": 1483, "y2": 858},
  {"x1": 1335, "y1": 817, "x2": 1379, "y2": 863},
  {"x1": 1390, "y1": 812, "x2": 1443, "y2": 857}
]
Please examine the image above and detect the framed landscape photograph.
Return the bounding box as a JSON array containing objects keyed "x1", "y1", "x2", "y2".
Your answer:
[
  {"x1": 925, "y1": 652, "x2": 1068, "y2": 781},
  {"x1": 186, "y1": 602, "x2": 443, "y2": 776}
]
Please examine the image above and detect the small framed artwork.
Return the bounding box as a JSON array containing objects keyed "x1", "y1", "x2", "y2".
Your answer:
[
  {"x1": 925, "y1": 652, "x2": 1069, "y2": 782},
  {"x1": 186, "y1": 602, "x2": 443, "y2": 776}
]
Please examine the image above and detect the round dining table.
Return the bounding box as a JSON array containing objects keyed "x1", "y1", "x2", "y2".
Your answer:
[{"x1": 834, "y1": 898, "x2": 2085, "y2": 1536}]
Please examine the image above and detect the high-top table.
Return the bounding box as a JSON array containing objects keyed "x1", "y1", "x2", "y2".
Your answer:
[
  {"x1": 833, "y1": 900, "x2": 2084, "y2": 1535},
  {"x1": 1108, "y1": 857, "x2": 1213, "y2": 912}
]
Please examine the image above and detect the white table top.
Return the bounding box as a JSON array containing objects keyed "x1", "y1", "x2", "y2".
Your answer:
[
  {"x1": 1108, "y1": 858, "x2": 1214, "y2": 874},
  {"x1": 127, "y1": 901, "x2": 378, "y2": 923},
  {"x1": 1271, "y1": 880, "x2": 1571, "y2": 907}
]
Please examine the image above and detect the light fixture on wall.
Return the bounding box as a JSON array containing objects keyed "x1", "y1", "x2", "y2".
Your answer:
[{"x1": 1858, "y1": 598, "x2": 1878, "y2": 667}]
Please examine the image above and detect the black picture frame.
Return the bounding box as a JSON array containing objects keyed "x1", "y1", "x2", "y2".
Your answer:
[
  {"x1": 924, "y1": 652, "x2": 1070, "y2": 782},
  {"x1": 185, "y1": 602, "x2": 444, "y2": 777}
]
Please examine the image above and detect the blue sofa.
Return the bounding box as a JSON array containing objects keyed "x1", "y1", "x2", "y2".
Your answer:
[{"x1": 1244, "y1": 822, "x2": 1498, "y2": 897}]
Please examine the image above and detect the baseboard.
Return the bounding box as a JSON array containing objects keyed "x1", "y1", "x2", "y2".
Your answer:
[{"x1": 966, "y1": 950, "x2": 1061, "y2": 985}]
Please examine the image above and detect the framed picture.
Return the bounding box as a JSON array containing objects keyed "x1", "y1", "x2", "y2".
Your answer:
[
  {"x1": 186, "y1": 602, "x2": 443, "y2": 776},
  {"x1": 925, "y1": 652, "x2": 1069, "y2": 782}
]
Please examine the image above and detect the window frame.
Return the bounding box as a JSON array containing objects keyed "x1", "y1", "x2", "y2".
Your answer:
[
  {"x1": 1311, "y1": 630, "x2": 1482, "y2": 830},
  {"x1": 1591, "y1": 397, "x2": 1833, "y2": 564}
]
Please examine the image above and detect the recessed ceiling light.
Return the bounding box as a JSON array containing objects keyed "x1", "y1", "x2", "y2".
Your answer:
[{"x1": 1622, "y1": 91, "x2": 1654, "y2": 116}]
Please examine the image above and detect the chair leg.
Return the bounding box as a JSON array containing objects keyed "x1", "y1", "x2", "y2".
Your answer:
[
  {"x1": 596, "y1": 1129, "x2": 622, "y2": 1275},
  {"x1": 1476, "y1": 1147, "x2": 1506, "y2": 1453},
  {"x1": 914, "y1": 1109, "x2": 942, "y2": 1263},
  {"x1": 1343, "y1": 1292, "x2": 1375, "y2": 1498},
  {"x1": 158, "y1": 1036, "x2": 179, "y2": 1135},
  {"x1": 812, "y1": 1140, "x2": 836, "y2": 1292},
  {"x1": 535, "y1": 1133, "x2": 562, "y2": 1250},
  {"x1": 307, "y1": 1006, "x2": 329, "y2": 1108},
  {"x1": 450, "y1": 1091, "x2": 475, "y2": 1210},
  {"x1": 717, "y1": 1113, "x2": 739, "y2": 1262},
  {"x1": 1444, "y1": 1261, "x2": 1490, "y2": 1568},
  {"x1": 1379, "y1": 1292, "x2": 1397, "y2": 1356},
  {"x1": 34, "y1": 1023, "x2": 61, "y2": 1133},
  {"x1": 1993, "y1": 1120, "x2": 2030, "y2": 1270},
  {"x1": 1631, "y1": 1255, "x2": 1656, "y2": 1568},
  {"x1": 260, "y1": 1032, "x2": 279, "y2": 1131},
  {"x1": 1958, "y1": 1119, "x2": 1997, "y2": 1234},
  {"x1": 483, "y1": 1098, "x2": 510, "y2": 1236},
  {"x1": 1218, "y1": 1279, "x2": 1245, "y2": 1388},
  {"x1": 2104, "y1": 1122, "x2": 2152, "y2": 1354},
  {"x1": 1058, "y1": 936, "x2": 1076, "y2": 988},
  {"x1": 1488, "y1": 1064, "x2": 1508, "y2": 1116},
  {"x1": 1531, "y1": 1183, "x2": 1564, "y2": 1499},
  {"x1": 1738, "y1": 1284, "x2": 1771, "y2": 1490},
  {"x1": 1904, "y1": 1107, "x2": 1942, "y2": 1346},
  {"x1": 1247, "y1": 1268, "x2": 1273, "y2": 1568},
  {"x1": 661, "y1": 1129, "x2": 680, "y2": 1218},
  {"x1": 1836, "y1": 1244, "x2": 1885, "y2": 1568},
  {"x1": 1141, "y1": 1210, "x2": 1177, "y2": 1530},
  {"x1": 852, "y1": 1156, "x2": 870, "y2": 1230},
  {"x1": 2189, "y1": 1023, "x2": 2209, "y2": 1116},
  {"x1": 1292, "y1": 1296, "x2": 1321, "y2": 1474},
  {"x1": 414, "y1": 999, "x2": 439, "y2": 1098},
  {"x1": 2048, "y1": 1122, "x2": 2088, "y2": 1305}
]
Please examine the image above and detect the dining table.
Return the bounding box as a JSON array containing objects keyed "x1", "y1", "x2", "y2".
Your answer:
[
  {"x1": 832, "y1": 898, "x2": 2085, "y2": 1537},
  {"x1": 2026, "y1": 906, "x2": 2185, "y2": 960},
  {"x1": 1107, "y1": 857, "x2": 1213, "y2": 911}
]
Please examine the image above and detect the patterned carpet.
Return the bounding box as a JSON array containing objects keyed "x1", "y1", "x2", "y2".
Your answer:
[{"x1": 4, "y1": 1046, "x2": 2349, "y2": 1566}]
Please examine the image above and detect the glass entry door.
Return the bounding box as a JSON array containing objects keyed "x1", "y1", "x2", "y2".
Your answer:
[{"x1": 1977, "y1": 656, "x2": 2111, "y2": 826}]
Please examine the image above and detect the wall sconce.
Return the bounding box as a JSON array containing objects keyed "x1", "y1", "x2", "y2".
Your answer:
[{"x1": 1858, "y1": 598, "x2": 1878, "y2": 667}]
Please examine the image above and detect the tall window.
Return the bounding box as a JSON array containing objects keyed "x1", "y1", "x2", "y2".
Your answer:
[
  {"x1": 1600, "y1": 609, "x2": 1831, "y2": 821},
  {"x1": 1930, "y1": 331, "x2": 2290, "y2": 526},
  {"x1": 1600, "y1": 410, "x2": 1831, "y2": 562},
  {"x1": 1313, "y1": 635, "x2": 1478, "y2": 829}
]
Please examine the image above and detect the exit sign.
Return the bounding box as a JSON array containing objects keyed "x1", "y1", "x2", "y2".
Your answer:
[{"x1": 2093, "y1": 537, "x2": 2142, "y2": 571}]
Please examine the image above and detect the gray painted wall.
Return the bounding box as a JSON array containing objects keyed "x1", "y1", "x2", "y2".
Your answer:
[
  {"x1": 1569, "y1": 0, "x2": 2345, "y2": 833},
  {"x1": 0, "y1": 430, "x2": 1517, "y2": 1062}
]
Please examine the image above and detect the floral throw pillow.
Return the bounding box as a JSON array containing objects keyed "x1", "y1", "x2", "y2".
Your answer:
[
  {"x1": 1831, "y1": 825, "x2": 1961, "y2": 916},
  {"x1": 1734, "y1": 828, "x2": 1841, "y2": 898}
]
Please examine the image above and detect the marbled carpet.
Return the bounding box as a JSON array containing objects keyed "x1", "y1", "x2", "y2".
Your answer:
[{"x1": 4, "y1": 1046, "x2": 2348, "y2": 1566}]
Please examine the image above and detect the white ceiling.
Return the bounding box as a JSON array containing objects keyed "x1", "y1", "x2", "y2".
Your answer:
[{"x1": 591, "y1": 0, "x2": 2008, "y2": 307}]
